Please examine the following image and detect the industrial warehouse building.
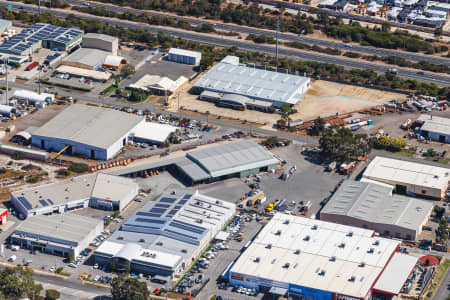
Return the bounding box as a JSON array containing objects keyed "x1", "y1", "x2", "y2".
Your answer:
[
  {"x1": 82, "y1": 33, "x2": 119, "y2": 55},
  {"x1": 94, "y1": 186, "x2": 235, "y2": 277},
  {"x1": 31, "y1": 104, "x2": 145, "y2": 160},
  {"x1": 11, "y1": 173, "x2": 138, "y2": 218},
  {"x1": 362, "y1": 156, "x2": 450, "y2": 200},
  {"x1": 10, "y1": 214, "x2": 103, "y2": 257},
  {"x1": 0, "y1": 19, "x2": 12, "y2": 34},
  {"x1": 129, "y1": 74, "x2": 188, "y2": 96},
  {"x1": 110, "y1": 139, "x2": 279, "y2": 185},
  {"x1": 193, "y1": 56, "x2": 310, "y2": 107},
  {"x1": 61, "y1": 48, "x2": 127, "y2": 71},
  {"x1": 320, "y1": 180, "x2": 433, "y2": 240},
  {"x1": 417, "y1": 115, "x2": 450, "y2": 144},
  {"x1": 13, "y1": 90, "x2": 55, "y2": 106},
  {"x1": 168, "y1": 48, "x2": 202, "y2": 66},
  {"x1": 229, "y1": 213, "x2": 418, "y2": 300},
  {"x1": 0, "y1": 23, "x2": 83, "y2": 56}
]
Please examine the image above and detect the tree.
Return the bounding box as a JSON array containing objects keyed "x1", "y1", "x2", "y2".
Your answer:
[
  {"x1": 111, "y1": 275, "x2": 149, "y2": 300},
  {"x1": 319, "y1": 126, "x2": 371, "y2": 162},
  {"x1": 45, "y1": 289, "x2": 61, "y2": 300},
  {"x1": 0, "y1": 267, "x2": 43, "y2": 300},
  {"x1": 435, "y1": 218, "x2": 448, "y2": 244},
  {"x1": 67, "y1": 253, "x2": 75, "y2": 262},
  {"x1": 120, "y1": 64, "x2": 136, "y2": 78},
  {"x1": 311, "y1": 116, "x2": 325, "y2": 136},
  {"x1": 280, "y1": 103, "x2": 292, "y2": 114},
  {"x1": 381, "y1": 22, "x2": 391, "y2": 32}
]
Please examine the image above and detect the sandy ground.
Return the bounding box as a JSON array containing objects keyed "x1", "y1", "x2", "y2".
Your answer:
[{"x1": 175, "y1": 79, "x2": 405, "y2": 127}]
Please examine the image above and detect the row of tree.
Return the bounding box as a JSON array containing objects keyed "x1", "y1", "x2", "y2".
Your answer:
[
  {"x1": 14, "y1": 0, "x2": 443, "y2": 54},
  {"x1": 1, "y1": 7, "x2": 448, "y2": 99}
]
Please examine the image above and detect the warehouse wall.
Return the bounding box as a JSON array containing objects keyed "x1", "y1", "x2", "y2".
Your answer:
[
  {"x1": 320, "y1": 213, "x2": 421, "y2": 240},
  {"x1": 32, "y1": 135, "x2": 109, "y2": 160}
]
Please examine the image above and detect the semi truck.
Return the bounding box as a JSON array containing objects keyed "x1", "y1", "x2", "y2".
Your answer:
[{"x1": 300, "y1": 201, "x2": 312, "y2": 215}]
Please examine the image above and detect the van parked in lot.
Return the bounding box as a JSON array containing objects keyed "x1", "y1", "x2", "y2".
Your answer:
[
  {"x1": 9, "y1": 255, "x2": 16, "y2": 262},
  {"x1": 11, "y1": 245, "x2": 20, "y2": 251}
]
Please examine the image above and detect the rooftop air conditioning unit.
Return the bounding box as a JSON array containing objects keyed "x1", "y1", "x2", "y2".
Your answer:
[
  {"x1": 254, "y1": 257, "x2": 260, "y2": 263},
  {"x1": 349, "y1": 276, "x2": 356, "y2": 282},
  {"x1": 312, "y1": 224, "x2": 318, "y2": 230},
  {"x1": 266, "y1": 244, "x2": 272, "y2": 249},
  {"x1": 284, "y1": 263, "x2": 290, "y2": 269},
  {"x1": 330, "y1": 256, "x2": 336, "y2": 262},
  {"x1": 304, "y1": 235, "x2": 310, "y2": 241},
  {"x1": 339, "y1": 242, "x2": 345, "y2": 248},
  {"x1": 359, "y1": 262, "x2": 366, "y2": 267},
  {"x1": 275, "y1": 230, "x2": 282, "y2": 236},
  {"x1": 373, "y1": 240, "x2": 380, "y2": 246},
  {"x1": 294, "y1": 249, "x2": 300, "y2": 255},
  {"x1": 283, "y1": 220, "x2": 289, "y2": 225},
  {"x1": 347, "y1": 231, "x2": 353, "y2": 237},
  {"x1": 367, "y1": 248, "x2": 374, "y2": 254},
  {"x1": 319, "y1": 270, "x2": 326, "y2": 276}
]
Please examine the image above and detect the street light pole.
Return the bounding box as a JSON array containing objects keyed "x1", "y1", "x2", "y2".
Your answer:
[
  {"x1": 38, "y1": 0, "x2": 41, "y2": 14},
  {"x1": 4, "y1": 59, "x2": 8, "y2": 106}
]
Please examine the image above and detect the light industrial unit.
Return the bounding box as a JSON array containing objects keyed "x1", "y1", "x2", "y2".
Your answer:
[
  {"x1": 193, "y1": 56, "x2": 310, "y2": 107},
  {"x1": 10, "y1": 173, "x2": 138, "y2": 219},
  {"x1": 109, "y1": 139, "x2": 279, "y2": 185},
  {"x1": 417, "y1": 115, "x2": 450, "y2": 144},
  {"x1": 362, "y1": 156, "x2": 450, "y2": 200},
  {"x1": 229, "y1": 213, "x2": 418, "y2": 300},
  {"x1": 31, "y1": 104, "x2": 145, "y2": 160},
  {"x1": 10, "y1": 214, "x2": 103, "y2": 257},
  {"x1": 82, "y1": 33, "x2": 119, "y2": 55},
  {"x1": 0, "y1": 23, "x2": 83, "y2": 56},
  {"x1": 320, "y1": 180, "x2": 433, "y2": 240},
  {"x1": 94, "y1": 186, "x2": 235, "y2": 277},
  {"x1": 168, "y1": 48, "x2": 202, "y2": 66}
]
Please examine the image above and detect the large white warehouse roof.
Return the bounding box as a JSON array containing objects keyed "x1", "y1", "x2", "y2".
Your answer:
[
  {"x1": 363, "y1": 156, "x2": 449, "y2": 191},
  {"x1": 193, "y1": 57, "x2": 310, "y2": 105},
  {"x1": 230, "y1": 213, "x2": 401, "y2": 299}
]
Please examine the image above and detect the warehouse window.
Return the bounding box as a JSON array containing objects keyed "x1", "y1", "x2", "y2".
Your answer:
[{"x1": 421, "y1": 190, "x2": 427, "y2": 194}]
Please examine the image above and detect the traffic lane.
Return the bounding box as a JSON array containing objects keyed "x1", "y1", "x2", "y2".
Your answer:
[
  {"x1": 432, "y1": 267, "x2": 450, "y2": 300},
  {"x1": 60, "y1": 0, "x2": 450, "y2": 66},
  {"x1": 5, "y1": 1, "x2": 449, "y2": 85}
]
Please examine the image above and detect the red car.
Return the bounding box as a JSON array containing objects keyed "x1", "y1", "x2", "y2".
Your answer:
[
  {"x1": 153, "y1": 288, "x2": 160, "y2": 295},
  {"x1": 85, "y1": 248, "x2": 92, "y2": 253}
]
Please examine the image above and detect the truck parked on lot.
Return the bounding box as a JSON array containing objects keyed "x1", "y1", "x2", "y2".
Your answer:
[
  {"x1": 300, "y1": 201, "x2": 312, "y2": 215},
  {"x1": 26, "y1": 61, "x2": 39, "y2": 71}
]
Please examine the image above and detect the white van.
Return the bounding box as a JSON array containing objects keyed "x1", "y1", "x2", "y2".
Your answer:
[
  {"x1": 9, "y1": 255, "x2": 16, "y2": 262},
  {"x1": 11, "y1": 245, "x2": 19, "y2": 251}
]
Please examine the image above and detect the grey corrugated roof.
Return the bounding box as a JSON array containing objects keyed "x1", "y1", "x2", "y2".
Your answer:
[
  {"x1": 63, "y1": 48, "x2": 109, "y2": 67},
  {"x1": 187, "y1": 139, "x2": 278, "y2": 178},
  {"x1": 175, "y1": 158, "x2": 210, "y2": 182},
  {"x1": 33, "y1": 104, "x2": 143, "y2": 149},
  {"x1": 322, "y1": 180, "x2": 433, "y2": 231},
  {"x1": 83, "y1": 33, "x2": 118, "y2": 43},
  {"x1": 14, "y1": 213, "x2": 101, "y2": 244},
  {"x1": 194, "y1": 62, "x2": 309, "y2": 104},
  {"x1": 12, "y1": 173, "x2": 137, "y2": 211}
]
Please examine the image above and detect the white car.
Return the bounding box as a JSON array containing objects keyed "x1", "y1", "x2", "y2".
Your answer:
[
  {"x1": 68, "y1": 263, "x2": 77, "y2": 268},
  {"x1": 94, "y1": 275, "x2": 100, "y2": 281},
  {"x1": 94, "y1": 264, "x2": 99, "y2": 269},
  {"x1": 49, "y1": 266, "x2": 56, "y2": 272}
]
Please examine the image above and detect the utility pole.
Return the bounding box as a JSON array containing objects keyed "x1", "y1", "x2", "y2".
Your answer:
[
  {"x1": 38, "y1": 0, "x2": 41, "y2": 14},
  {"x1": 276, "y1": 15, "x2": 279, "y2": 70},
  {"x1": 4, "y1": 59, "x2": 8, "y2": 106}
]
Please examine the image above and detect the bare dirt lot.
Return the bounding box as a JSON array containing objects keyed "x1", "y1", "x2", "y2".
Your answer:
[{"x1": 175, "y1": 79, "x2": 405, "y2": 128}]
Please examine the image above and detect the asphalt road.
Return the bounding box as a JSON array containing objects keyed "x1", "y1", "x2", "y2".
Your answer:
[
  {"x1": 432, "y1": 267, "x2": 450, "y2": 300},
  {"x1": 2, "y1": 1, "x2": 449, "y2": 86},
  {"x1": 62, "y1": 0, "x2": 450, "y2": 66}
]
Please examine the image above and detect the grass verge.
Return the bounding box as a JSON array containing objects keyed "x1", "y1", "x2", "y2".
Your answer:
[{"x1": 423, "y1": 259, "x2": 450, "y2": 300}]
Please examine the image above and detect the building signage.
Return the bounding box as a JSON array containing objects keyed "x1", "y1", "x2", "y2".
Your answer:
[
  {"x1": 230, "y1": 272, "x2": 243, "y2": 281},
  {"x1": 334, "y1": 293, "x2": 362, "y2": 300},
  {"x1": 289, "y1": 284, "x2": 332, "y2": 300}
]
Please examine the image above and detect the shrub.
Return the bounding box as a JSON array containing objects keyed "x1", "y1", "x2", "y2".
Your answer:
[
  {"x1": 68, "y1": 163, "x2": 88, "y2": 173},
  {"x1": 57, "y1": 169, "x2": 72, "y2": 176},
  {"x1": 45, "y1": 289, "x2": 60, "y2": 300}
]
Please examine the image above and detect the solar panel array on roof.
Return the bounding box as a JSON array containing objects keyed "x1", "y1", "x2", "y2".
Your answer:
[
  {"x1": 136, "y1": 212, "x2": 162, "y2": 218},
  {"x1": 47, "y1": 199, "x2": 54, "y2": 205},
  {"x1": 39, "y1": 200, "x2": 48, "y2": 207},
  {"x1": 17, "y1": 196, "x2": 32, "y2": 210},
  {"x1": 160, "y1": 197, "x2": 177, "y2": 203},
  {"x1": 155, "y1": 203, "x2": 171, "y2": 209},
  {"x1": 150, "y1": 207, "x2": 166, "y2": 214},
  {"x1": 0, "y1": 23, "x2": 83, "y2": 55},
  {"x1": 178, "y1": 199, "x2": 188, "y2": 205},
  {"x1": 135, "y1": 218, "x2": 166, "y2": 225}
]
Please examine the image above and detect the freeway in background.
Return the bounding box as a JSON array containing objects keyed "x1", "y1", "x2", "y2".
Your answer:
[
  {"x1": 1, "y1": 1, "x2": 449, "y2": 86},
  {"x1": 60, "y1": 0, "x2": 450, "y2": 66}
]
